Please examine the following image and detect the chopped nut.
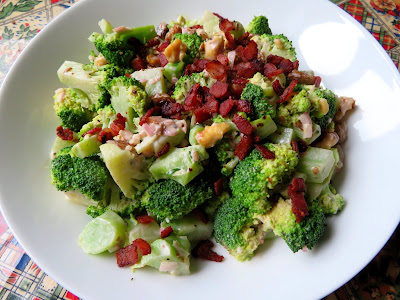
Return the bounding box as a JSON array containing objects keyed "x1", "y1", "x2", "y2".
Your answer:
[
  {"x1": 273, "y1": 38, "x2": 284, "y2": 49},
  {"x1": 191, "y1": 150, "x2": 200, "y2": 162},
  {"x1": 165, "y1": 24, "x2": 182, "y2": 42},
  {"x1": 146, "y1": 54, "x2": 161, "y2": 66},
  {"x1": 314, "y1": 132, "x2": 339, "y2": 149},
  {"x1": 319, "y1": 98, "x2": 329, "y2": 115},
  {"x1": 204, "y1": 34, "x2": 224, "y2": 61},
  {"x1": 334, "y1": 96, "x2": 356, "y2": 121},
  {"x1": 196, "y1": 122, "x2": 230, "y2": 148},
  {"x1": 164, "y1": 39, "x2": 187, "y2": 63},
  {"x1": 335, "y1": 122, "x2": 348, "y2": 143}
]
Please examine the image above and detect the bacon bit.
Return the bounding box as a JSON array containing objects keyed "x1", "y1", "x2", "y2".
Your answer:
[
  {"x1": 146, "y1": 37, "x2": 160, "y2": 48},
  {"x1": 97, "y1": 128, "x2": 114, "y2": 143},
  {"x1": 314, "y1": 76, "x2": 322, "y2": 87},
  {"x1": 160, "y1": 226, "x2": 173, "y2": 238},
  {"x1": 234, "y1": 134, "x2": 254, "y2": 160},
  {"x1": 184, "y1": 83, "x2": 203, "y2": 111},
  {"x1": 219, "y1": 98, "x2": 235, "y2": 117},
  {"x1": 116, "y1": 244, "x2": 138, "y2": 267},
  {"x1": 234, "y1": 100, "x2": 252, "y2": 114},
  {"x1": 292, "y1": 60, "x2": 299, "y2": 70},
  {"x1": 205, "y1": 60, "x2": 227, "y2": 82},
  {"x1": 193, "y1": 59, "x2": 210, "y2": 72},
  {"x1": 251, "y1": 59, "x2": 264, "y2": 74},
  {"x1": 157, "y1": 41, "x2": 170, "y2": 52},
  {"x1": 139, "y1": 107, "x2": 161, "y2": 126},
  {"x1": 161, "y1": 101, "x2": 183, "y2": 119},
  {"x1": 213, "y1": 12, "x2": 224, "y2": 19},
  {"x1": 191, "y1": 207, "x2": 209, "y2": 224},
  {"x1": 192, "y1": 240, "x2": 224, "y2": 262},
  {"x1": 158, "y1": 53, "x2": 169, "y2": 67},
  {"x1": 130, "y1": 55, "x2": 146, "y2": 71},
  {"x1": 267, "y1": 54, "x2": 283, "y2": 66},
  {"x1": 291, "y1": 141, "x2": 299, "y2": 154},
  {"x1": 216, "y1": 54, "x2": 229, "y2": 66},
  {"x1": 312, "y1": 167, "x2": 319, "y2": 174},
  {"x1": 278, "y1": 79, "x2": 298, "y2": 104},
  {"x1": 288, "y1": 177, "x2": 308, "y2": 223},
  {"x1": 156, "y1": 142, "x2": 170, "y2": 158},
  {"x1": 242, "y1": 40, "x2": 258, "y2": 62},
  {"x1": 264, "y1": 62, "x2": 277, "y2": 74},
  {"x1": 235, "y1": 62, "x2": 257, "y2": 78},
  {"x1": 125, "y1": 73, "x2": 131, "y2": 78},
  {"x1": 194, "y1": 95, "x2": 219, "y2": 123},
  {"x1": 236, "y1": 32, "x2": 250, "y2": 46},
  {"x1": 255, "y1": 144, "x2": 275, "y2": 159},
  {"x1": 232, "y1": 114, "x2": 253, "y2": 135},
  {"x1": 56, "y1": 126, "x2": 73, "y2": 141},
  {"x1": 110, "y1": 113, "x2": 127, "y2": 136},
  {"x1": 265, "y1": 68, "x2": 284, "y2": 80},
  {"x1": 230, "y1": 77, "x2": 248, "y2": 97},
  {"x1": 278, "y1": 58, "x2": 296, "y2": 74},
  {"x1": 136, "y1": 215, "x2": 155, "y2": 224},
  {"x1": 298, "y1": 140, "x2": 308, "y2": 153},
  {"x1": 213, "y1": 178, "x2": 223, "y2": 196},
  {"x1": 210, "y1": 81, "x2": 229, "y2": 98},
  {"x1": 81, "y1": 127, "x2": 101, "y2": 138},
  {"x1": 272, "y1": 80, "x2": 284, "y2": 96},
  {"x1": 219, "y1": 18, "x2": 234, "y2": 32},
  {"x1": 133, "y1": 238, "x2": 152, "y2": 256}
]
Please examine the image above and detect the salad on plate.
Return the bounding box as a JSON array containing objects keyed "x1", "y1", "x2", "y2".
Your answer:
[{"x1": 50, "y1": 11, "x2": 355, "y2": 275}]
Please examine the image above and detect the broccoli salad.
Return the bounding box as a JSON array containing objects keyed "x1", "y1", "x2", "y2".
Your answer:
[{"x1": 50, "y1": 11, "x2": 355, "y2": 275}]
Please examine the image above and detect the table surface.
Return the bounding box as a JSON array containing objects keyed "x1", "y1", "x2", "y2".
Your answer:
[{"x1": 0, "y1": 0, "x2": 399, "y2": 299}]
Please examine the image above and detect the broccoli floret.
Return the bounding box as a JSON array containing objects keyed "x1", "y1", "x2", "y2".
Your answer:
[
  {"x1": 51, "y1": 154, "x2": 109, "y2": 201},
  {"x1": 202, "y1": 191, "x2": 230, "y2": 219},
  {"x1": 311, "y1": 88, "x2": 338, "y2": 130},
  {"x1": 247, "y1": 16, "x2": 272, "y2": 35},
  {"x1": 106, "y1": 76, "x2": 148, "y2": 123},
  {"x1": 316, "y1": 184, "x2": 344, "y2": 215},
  {"x1": 251, "y1": 33, "x2": 297, "y2": 61},
  {"x1": 172, "y1": 72, "x2": 216, "y2": 103},
  {"x1": 259, "y1": 199, "x2": 325, "y2": 252},
  {"x1": 276, "y1": 89, "x2": 311, "y2": 126},
  {"x1": 89, "y1": 19, "x2": 156, "y2": 67},
  {"x1": 78, "y1": 105, "x2": 117, "y2": 137},
  {"x1": 241, "y1": 83, "x2": 276, "y2": 120},
  {"x1": 57, "y1": 145, "x2": 74, "y2": 156},
  {"x1": 249, "y1": 72, "x2": 284, "y2": 99},
  {"x1": 172, "y1": 33, "x2": 203, "y2": 63},
  {"x1": 214, "y1": 139, "x2": 240, "y2": 176},
  {"x1": 142, "y1": 175, "x2": 213, "y2": 222},
  {"x1": 214, "y1": 197, "x2": 264, "y2": 261},
  {"x1": 53, "y1": 88, "x2": 95, "y2": 132},
  {"x1": 230, "y1": 143, "x2": 299, "y2": 214}
]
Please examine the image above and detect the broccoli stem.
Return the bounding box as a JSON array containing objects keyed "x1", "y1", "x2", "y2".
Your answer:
[
  {"x1": 251, "y1": 115, "x2": 277, "y2": 140},
  {"x1": 296, "y1": 147, "x2": 336, "y2": 183}
]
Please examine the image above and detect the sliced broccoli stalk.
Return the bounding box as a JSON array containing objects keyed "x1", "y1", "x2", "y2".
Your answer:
[
  {"x1": 251, "y1": 115, "x2": 277, "y2": 140},
  {"x1": 128, "y1": 220, "x2": 161, "y2": 245},
  {"x1": 149, "y1": 145, "x2": 209, "y2": 186},
  {"x1": 316, "y1": 184, "x2": 344, "y2": 215},
  {"x1": 172, "y1": 33, "x2": 203, "y2": 63},
  {"x1": 161, "y1": 214, "x2": 213, "y2": 243},
  {"x1": 247, "y1": 16, "x2": 272, "y2": 35},
  {"x1": 164, "y1": 62, "x2": 185, "y2": 83},
  {"x1": 251, "y1": 33, "x2": 297, "y2": 62},
  {"x1": 50, "y1": 136, "x2": 78, "y2": 158},
  {"x1": 199, "y1": 10, "x2": 220, "y2": 37},
  {"x1": 132, "y1": 236, "x2": 191, "y2": 275},
  {"x1": 188, "y1": 125, "x2": 204, "y2": 146},
  {"x1": 296, "y1": 146, "x2": 336, "y2": 183},
  {"x1": 268, "y1": 126, "x2": 294, "y2": 144},
  {"x1": 78, "y1": 210, "x2": 128, "y2": 254},
  {"x1": 293, "y1": 122, "x2": 321, "y2": 145},
  {"x1": 70, "y1": 134, "x2": 101, "y2": 158},
  {"x1": 100, "y1": 143, "x2": 152, "y2": 199},
  {"x1": 131, "y1": 67, "x2": 167, "y2": 96}
]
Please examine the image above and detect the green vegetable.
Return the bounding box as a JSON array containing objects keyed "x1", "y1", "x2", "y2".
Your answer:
[
  {"x1": 316, "y1": 184, "x2": 344, "y2": 215},
  {"x1": 70, "y1": 134, "x2": 101, "y2": 158},
  {"x1": 131, "y1": 67, "x2": 167, "y2": 96},
  {"x1": 161, "y1": 214, "x2": 213, "y2": 242},
  {"x1": 241, "y1": 83, "x2": 276, "y2": 120},
  {"x1": 172, "y1": 72, "x2": 216, "y2": 103},
  {"x1": 188, "y1": 125, "x2": 204, "y2": 146},
  {"x1": 251, "y1": 33, "x2": 297, "y2": 62},
  {"x1": 296, "y1": 146, "x2": 335, "y2": 183},
  {"x1": 247, "y1": 16, "x2": 272, "y2": 35},
  {"x1": 250, "y1": 115, "x2": 277, "y2": 140},
  {"x1": 268, "y1": 126, "x2": 294, "y2": 144},
  {"x1": 172, "y1": 33, "x2": 203, "y2": 63}
]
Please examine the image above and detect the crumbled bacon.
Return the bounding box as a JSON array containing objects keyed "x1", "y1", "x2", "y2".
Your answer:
[
  {"x1": 192, "y1": 240, "x2": 224, "y2": 262},
  {"x1": 210, "y1": 81, "x2": 229, "y2": 98},
  {"x1": 130, "y1": 55, "x2": 146, "y2": 71},
  {"x1": 267, "y1": 54, "x2": 284, "y2": 66},
  {"x1": 241, "y1": 40, "x2": 258, "y2": 62},
  {"x1": 234, "y1": 134, "x2": 254, "y2": 160},
  {"x1": 278, "y1": 79, "x2": 298, "y2": 104},
  {"x1": 116, "y1": 244, "x2": 138, "y2": 267},
  {"x1": 216, "y1": 54, "x2": 229, "y2": 66},
  {"x1": 279, "y1": 58, "x2": 297, "y2": 74},
  {"x1": 192, "y1": 207, "x2": 209, "y2": 224},
  {"x1": 219, "y1": 98, "x2": 235, "y2": 117},
  {"x1": 156, "y1": 143, "x2": 170, "y2": 158},
  {"x1": 139, "y1": 106, "x2": 161, "y2": 126},
  {"x1": 160, "y1": 226, "x2": 173, "y2": 238},
  {"x1": 56, "y1": 126, "x2": 73, "y2": 141},
  {"x1": 251, "y1": 59, "x2": 264, "y2": 74},
  {"x1": 264, "y1": 68, "x2": 284, "y2": 79},
  {"x1": 157, "y1": 41, "x2": 170, "y2": 52},
  {"x1": 219, "y1": 18, "x2": 234, "y2": 32},
  {"x1": 214, "y1": 178, "x2": 223, "y2": 196},
  {"x1": 235, "y1": 62, "x2": 256, "y2": 78},
  {"x1": 236, "y1": 32, "x2": 250, "y2": 46},
  {"x1": 288, "y1": 177, "x2": 308, "y2": 223},
  {"x1": 146, "y1": 37, "x2": 160, "y2": 48},
  {"x1": 193, "y1": 59, "x2": 210, "y2": 72},
  {"x1": 110, "y1": 113, "x2": 127, "y2": 136},
  {"x1": 194, "y1": 94, "x2": 219, "y2": 123},
  {"x1": 161, "y1": 101, "x2": 182, "y2": 119},
  {"x1": 263, "y1": 63, "x2": 277, "y2": 74},
  {"x1": 272, "y1": 79, "x2": 284, "y2": 96},
  {"x1": 232, "y1": 114, "x2": 253, "y2": 135},
  {"x1": 234, "y1": 100, "x2": 252, "y2": 114},
  {"x1": 132, "y1": 238, "x2": 152, "y2": 256},
  {"x1": 158, "y1": 53, "x2": 169, "y2": 67},
  {"x1": 297, "y1": 140, "x2": 308, "y2": 153},
  {"x1": 184, "y1": 83, "x2": 203, "y2": 111},
  {"x1": 229, "y1": 77, "x2": 248, "y2": 97},
  {"x1": 255, "y1": 144, "x2": 275, "y2": 159},
  {"x1": 81, "y1": 127, "x2": 101, "y2": 138},
  {"x1": 205, "y1": 60, "x2": 227, "y2": 82},
  {"x1": 287, "y1": 70, "x2": 315, "y2": 85},
  {"x1": 97, "y1": 128, "x2": 114, "y2": 143},
  {"x1": 314, "y1": 76, "x2": 322, "y2": 87},
  {"x1": 136, "y1": 215, "x2": 154, "y2": 224}
]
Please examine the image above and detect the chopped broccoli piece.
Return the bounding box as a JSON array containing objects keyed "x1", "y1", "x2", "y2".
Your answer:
[
  {"x1": 142, "y1": 175, "x2": 213, "y2": 222},
  {"x1": 51, "y1": 154, "x2": 109, "y2": 201},
  {"x1": 172, "y1": 33, "x2": 203, "y2": 63},
  {"x1": 241, "y1": 83, "x2": 276, "y2": 120},
  {"x1": 214, "y1": 139, "x2": 240, "y2": 176},
  {"x1": 316, "y1": 184, "x2": 344, "y2": 215},
  {"x1": 202, "y1": 191, "x2": 230, "y2": 219},
  {"x1": 172, "y1": 72, "x2": 216, "y2": 103},
  {"x1": 78, "y1": 105, "x2": 117, "y2": 137},
  {"x1": 229, "y1": 143, "x2": 299, "y2": 214},
  {"x1": 276, "y1": 89, "x2": 311, "y2": 126},
  {"x1": 247, "y1": 16, "x2": 272, "y2": 35},
  {"x1": 251, "y1": 33, "x2": 297, "y2": 62},
  {"x1": 312, "y1": 88, "x2": 338, "y2": 130}
]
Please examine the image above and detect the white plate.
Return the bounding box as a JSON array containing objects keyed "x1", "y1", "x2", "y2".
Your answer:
[{"x1": 0, "y1": 0, "x2": 399, "y2": 299}]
